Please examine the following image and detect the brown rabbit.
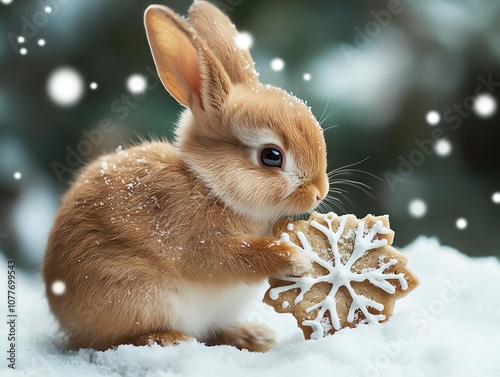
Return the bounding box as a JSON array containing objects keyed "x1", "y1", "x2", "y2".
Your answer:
[{"x1": 42, "y1": 1, "x2": 329, "y2": 352}]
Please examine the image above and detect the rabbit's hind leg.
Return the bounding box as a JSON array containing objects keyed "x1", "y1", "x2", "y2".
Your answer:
[
  {"x1": 205, "y1": 322, "x2": 277, "y2": 352},
  {"x1": 131, "y1": 330, "x2": 193, "y2": 347}
]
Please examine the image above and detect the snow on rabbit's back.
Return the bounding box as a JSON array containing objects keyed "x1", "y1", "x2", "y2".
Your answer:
[{"x1": 42, "y1": 1, "x2": 329, "y2": 351}]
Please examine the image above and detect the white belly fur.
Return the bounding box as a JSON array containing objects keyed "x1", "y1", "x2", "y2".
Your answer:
[{"x1": 164, "y1": 282, "x2": 260, "y2": 339}]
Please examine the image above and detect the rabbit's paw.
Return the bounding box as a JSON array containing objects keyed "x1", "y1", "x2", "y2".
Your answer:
[
  {"x1": 276, "y1": 241, "x2": 313, "y2": 277},
  {"x1": 132, "y1": 330, "x2": 193, "y2": 347},
  {"x1": 206, "y1": 322, "x2": 277, "y2": 352}
]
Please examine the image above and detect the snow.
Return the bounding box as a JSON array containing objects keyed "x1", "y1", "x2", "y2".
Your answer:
[
  {"x1": 271, "y1": 58, "x2": 285, "y2": 72},
  {"x1": 51, "y1": 281, "x2": 66, "y2": 296},
  {"x1": 455, "y1": 218, "x2": 468, "y2": 230},
  {"x1": 127, "y1": 74, "x2": 147, "y2": 95},
  {"x1": 2, "y1": 237, "x2": 500, "y2": 377},
  {"x1": 408, "y1": 199, "x2": 427, "y2": 218},
  {"x1": 435, "y1": 139, "x2": 452, "y2": 157},
  {"x1": 47, "y1": 67, "x2": 85, "y2": 107},
  {"x1": 474, "y1": 93, "x2": 497, "y2": 118},
  {"x1": 493, "y1": 192, "x2": 500, "y2": 204},
  {"x1": 426, "y1": 111, "x2": 441, "y2": 126},
  {"x1": 235, "y1": 32, "x2": 254, "y2": 50}
]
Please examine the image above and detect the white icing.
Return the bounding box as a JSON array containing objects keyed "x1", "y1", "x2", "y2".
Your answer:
[
  {"x1": 269, "y1": 213, "x2": 409, "y2": 339},
  {"x1": 279, "y1": 233, "x2": 291, "y2": 244},
  {"x1": 282, "y1": 301, "x2": 290, "y2": 309},
  {"x1": 287, "y1": 223, "x2": 294, "y2": 231}
]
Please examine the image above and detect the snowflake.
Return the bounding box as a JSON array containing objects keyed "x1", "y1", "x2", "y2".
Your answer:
[{"x1": 268, "y1": 213, "x2": 411, "y2": 340}]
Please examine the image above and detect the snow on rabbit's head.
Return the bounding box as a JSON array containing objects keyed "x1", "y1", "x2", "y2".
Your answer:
[{"x1": 144, "y1": 2, "x2": 328, "y2": 221}]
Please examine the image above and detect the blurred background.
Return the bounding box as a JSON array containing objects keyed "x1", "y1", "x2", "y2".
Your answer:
[{"x1": 0, "y1": 0, "x2": 499, "y2": 272}]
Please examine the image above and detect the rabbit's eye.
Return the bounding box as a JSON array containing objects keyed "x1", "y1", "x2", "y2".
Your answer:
[{"x1": 260, "y1": 146, "x2": 283, "y2": 168}]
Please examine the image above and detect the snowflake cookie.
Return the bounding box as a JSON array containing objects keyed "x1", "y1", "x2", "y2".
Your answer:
[{"x1": 263, "y1": 212, "x2": 419, "y2": 340}]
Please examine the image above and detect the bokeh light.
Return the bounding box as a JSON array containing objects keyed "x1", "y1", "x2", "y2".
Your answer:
[
  {"x1": 435, "y1": 139, "x2": 452, "y2": 157},
  {"x1": 127, "y1": 74, "x2": 147, "y2": 94},
  {"x1": 456, "y1": 218, "x2": 468, "y2": 230},
  {"x1": 492, "y1": 192, "x2": 500, "y2": 204},
  {"x1": 409, "y1": 199, "x2": 427, "y2": 218},
  {"x1": 426, "y1": 111, "x2": 441, "y2": 126},
  {"x1": 47, "y1": 67, "x2": 85, "y2": 107},
  {"x1": 474, "y1": 94, "x2": 497, "y2": 118},
  {"x1": 51, "y1": 280, "x2": 66, "y2": 296},
  {"x1": 235, "y1": 31, "x2": 254, "y2": 50},
  {"x1": 271, "y1": 58, "x2": 285, "y2": 72}
]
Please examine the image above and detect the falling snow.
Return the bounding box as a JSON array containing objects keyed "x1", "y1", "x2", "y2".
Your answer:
[
  {"x1": 235, "y1": 31, "x2": 253, "y2": 50},
  {"x1": 435, "y1": 139, "x2": 452, "y2": 157},
  {"x1": 426, "y1": 111, "x2": 441, "y2": 126},
  {"x1": 47, "y1": 67, "x2": 85, "y2": 107},
  {"x1": 474, "y1": 93, "x2": 497, "y2": 118},
  {"x1": 127, "y1": 74, "x2": 148, "y2": 94},
  {"x1": 51, "y1": 280, "x2": 66, "y2": 295},
  {"x1": 408, "y1": 199, "x2": 427, "y2": 218},
  {"x1": 456, "y1": 218, "x2": 468, "y2": 230},
  {"x1": 271, "y1": 58, "x2": 285, "y2": 72},
  {"x1": 493, "y1": 192, "x2": 500, "y2": 204}
]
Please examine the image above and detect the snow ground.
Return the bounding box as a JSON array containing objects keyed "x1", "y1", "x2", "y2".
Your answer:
[{"x1": 1, "y1": 237, "x2": 500, "y2": 377}]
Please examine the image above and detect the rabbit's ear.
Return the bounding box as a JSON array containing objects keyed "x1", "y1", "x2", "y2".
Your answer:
[
  {"x1": 189, "y1": 1, "x2": 258, "y2": 86},
  {"x1": 145, "y1": 5, "x2": 231, "y2": 110}
]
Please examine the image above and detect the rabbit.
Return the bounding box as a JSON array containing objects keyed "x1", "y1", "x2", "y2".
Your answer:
[{"x1": 42, "y1": 0, "x2": 329, "y2": 352}]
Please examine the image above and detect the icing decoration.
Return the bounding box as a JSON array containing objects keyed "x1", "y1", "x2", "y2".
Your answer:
[{"x1": 268, "y1": 213, "x2": 411, "y2": 339}]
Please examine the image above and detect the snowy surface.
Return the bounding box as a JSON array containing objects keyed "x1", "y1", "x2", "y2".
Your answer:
[{"x1": 1, "y1": 237, "x2": 500, "y2": 377}]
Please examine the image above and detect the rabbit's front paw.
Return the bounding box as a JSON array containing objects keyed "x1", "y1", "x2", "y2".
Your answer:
[{"x1": 277, "y1": 242, "x2": 312, "y2": 277}]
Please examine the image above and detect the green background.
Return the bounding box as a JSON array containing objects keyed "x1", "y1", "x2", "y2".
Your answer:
[{"x1": 0, "y1": 0, "x2": 499, "y2": 270}]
